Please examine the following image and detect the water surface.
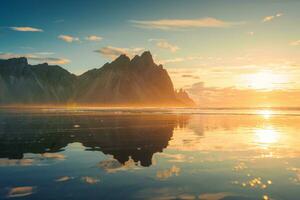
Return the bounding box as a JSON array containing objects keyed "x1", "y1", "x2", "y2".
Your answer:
[{"x1": 0, "y1": 108, "x2": 299, "y2": 200}]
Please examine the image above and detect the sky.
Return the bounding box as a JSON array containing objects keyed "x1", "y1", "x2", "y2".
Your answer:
[{"x1": 1, "y1": 0, "x2": 300, "y2": 107}]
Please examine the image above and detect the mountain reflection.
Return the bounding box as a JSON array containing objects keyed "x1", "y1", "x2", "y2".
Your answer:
[{"x1": 0, "y1": 113, "x2": 189, "y2": 167}]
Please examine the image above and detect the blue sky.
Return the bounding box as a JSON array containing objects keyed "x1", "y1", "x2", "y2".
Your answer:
[{"x1": 1, "y1": 0, "x2": 300, "y2": 92}]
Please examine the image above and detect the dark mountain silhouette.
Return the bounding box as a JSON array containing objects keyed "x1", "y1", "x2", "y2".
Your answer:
[
  {"x1": 0, "y1": 51, "x2": 195, "y2": 106},
  {"x1": 0, "y1": 113, "x2": 189, "y2": 167},
  {"x1": 0, "y1": 57, "x2": 76, "y2": 104}
]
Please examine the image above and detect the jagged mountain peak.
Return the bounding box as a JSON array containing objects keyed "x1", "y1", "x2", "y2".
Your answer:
[
  {"x1": 132, "y1": 51, "x2": 154, "y2": 65},
  {"x1": 0, "y1": 57, "x2": 28, "y2": 67},
  {"x1": 140, "y1": 51, "x2": 153, "y2": 61},
  {"x1": 0, "y1": 52, "x2": 195, "y2": 107},
  {"x1": 112, "y1": 54, "x2": 130, "y2": 65}
]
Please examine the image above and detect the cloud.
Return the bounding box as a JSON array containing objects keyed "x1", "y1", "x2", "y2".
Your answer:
[
  {"x1": 149, "y1": 39, "x2": 179, "y2": 52},
  {"x1": 85, "y1": 35, "x2": 103, "y2": 42},
  {"x1": 34, "y1": 52, "x2": 55, "y2": 55},
  {"x1": 276, "y1": 13, "x2": 283, "y2": 17},
  {"x1": 290, "y1": 40, "x2": 300, "y2": 46},
  {"x1": 55, "y1": 176, "x2": 73, "y2": 182},
  {"x1": 0, "y1": 52, "x2": 70, "y2": 65},
  {"x1": 130, "y1": 17, "x2": 243, "y2": 30},
  {"x1": 182, "y1": 74, "x2": 200, "y2": 79},
  {"x1": 186, "y1": 82, "x2": 300, "y2": 107},
  {"x1": 262, "y1": 15, "x2": 275, "y2": 22},
  {"x1": 159, "y1": 153, "x2": 194, "y2": 163},
  {"x1": 94, "y1": 46, "x2": 144, "y2": 59},
  {"x1": 97, "y1": 158, "x2": 139, "y2": 173},
  {"x1": 10, "y1": 26, "x2": 43, "y2": 32},
  {"x1": 156, "y1": 165, "x2": 180, "y2": 180},
  {"x1": 0, "y1": 158, "x2": 34, "y2": 166},
  {"x1": 29, "y1": 56, "x2": 70, "y2": 65},
  {"x1": 7, "y1": 187, "x2": 36, "y2": 198},
  {"x1": 199, "y1": 192, "x2": 232, "y2": 200},
  {"x1": 159, "y1": 56, "x2": 202, "y2": 64},
  {"x1": 247, "y1": 31, "x2": 255, "y2": 36},
  {"x1": 81, "y1": 176, "x2": 100, "y2": 184},
  {"x1": 160, "y1": 58, "x2": 185, "y2": 64},
  {"x1": 41, "y1": 153, "x2": 65, "y2": 160},
  {"x1": 262, "y1": 13, "x2": 283, "y2": 22},
  {"x1": 58, "y1": 34, "x2": 80, "y2": 43}
]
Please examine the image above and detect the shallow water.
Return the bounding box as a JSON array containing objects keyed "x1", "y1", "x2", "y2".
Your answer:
[{"x1": 0, "y1": 108, "x2": 299, "y2": 200}]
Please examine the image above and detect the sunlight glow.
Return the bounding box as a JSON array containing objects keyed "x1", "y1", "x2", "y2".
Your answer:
[
  {"x1": 246, "y1": 71, "x2": 287, "y2": 90},
  {"x1": 257, "y1": 110, "x2": 273, "y2": 119},
  {"x1": 254, "y1": 127, "x2": 280, "y2": 147}
]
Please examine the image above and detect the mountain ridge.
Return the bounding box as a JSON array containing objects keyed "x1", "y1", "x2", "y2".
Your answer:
[{"x1": 0, "y1": 51, "x2": 195, "y2": 107}]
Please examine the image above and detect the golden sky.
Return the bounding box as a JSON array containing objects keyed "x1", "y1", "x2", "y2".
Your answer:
[{"x1": 1, "y1": 0, "x2": 300, "y2": 107}]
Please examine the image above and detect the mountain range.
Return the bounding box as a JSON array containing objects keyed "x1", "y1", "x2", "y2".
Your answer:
[{"x1": 0, "y1": 51, "x2": 195, "y2": 106}]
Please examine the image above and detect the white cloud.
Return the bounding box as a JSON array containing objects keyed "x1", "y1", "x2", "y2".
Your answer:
[
  {"x1": 10, "y1": 27, "x2": 43, "y2": 32},
  {"x1": 290, "y1": 40, "x2": 300, "y2": 46},
  {"x1": 94, "y1": 46, "x2": 144, "y2": 59},
  {"x1": 0, "y1": 52, "x2": 70, "y2": 65},
  {"x1": 262, "y1": 13, "x2": 283, "y2": 23},
  {"x1": 34, "y1": 52, "x2": 55, "y2": 55},
  {"x1": 247, "y1": 31, "x2": 255, "y2": 36},
  {"x1": 58, "y1": 35, "x2": 80, "y2": 43},
  {"x1": 262, "y1": 15, "x2": 275, "y2": 22},
  {"x1": 149, "y1": 39, "x2": 179, "y2": 52},
  {"x1": 85, "y1": 35, "x2": 103, "y2": 42},
  {"x1": 7, "y1": 186, "x2": 36, "y2": 198},
  {"x1": 159, "y1": 56, "x2": 202, "y2": 64},
  {"x1": 30, "y1": 57, "x2": 70, "y2": 65},
  {"x1": 186, "y1": 81, "x2": 300, "y2": 107},
  {"x1": 130, "y1": 17, "x2": 243, "y2": 30}
]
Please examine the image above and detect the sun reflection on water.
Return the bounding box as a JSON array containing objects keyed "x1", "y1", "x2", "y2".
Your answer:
[
  {"x1": 257, "y1": 109, "x2": 273, "y2": 119},
  {"x1": 254, "y1": 126, "x2": 280, "y2": 148}
]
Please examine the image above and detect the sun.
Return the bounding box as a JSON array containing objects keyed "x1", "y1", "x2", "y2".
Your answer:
[
  {"x1": 257, "y1": 109, "x2": 273, "y2": 119},
  {"x1": 246, "y1": 70, "x2": 287, "y2": 90}
]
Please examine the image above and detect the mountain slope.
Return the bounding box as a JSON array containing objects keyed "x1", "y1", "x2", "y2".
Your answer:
[
  {"x1": 0, "y1": 52, "x2": 195, "y2": 106},
  {"x1": 75, "y1": 52, "x2": 181, "y2": 105},
  {"x1": 0, "y1": 57, "x2": 76, "y2": 104}
]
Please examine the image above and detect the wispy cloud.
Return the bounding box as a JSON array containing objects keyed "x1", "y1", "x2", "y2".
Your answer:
[
  {"x1": 247, "y1": 31, "x2": 255, "y2": 36},
  {"x1": 10, "y1": 26, "x2": 43, "y2": 32},
  {"x1": 7, "y1": 186, "x2": 36, "y2": 198},
  {"x1": 0, "y1": 52, "x2": 70, "y2": 65},
  {"x1": 290, "y1": 40, "x2": 300, "y2": 46},
  {"x1": 276, "y1": 13, "x2": 283, "y2": 17},
  {"x1": 159, "y1": 56, "x2": 202, "y2": 64},
  {"x1": 94, "y1": 46, "x2": 144, "y2": 59},
  {"x1": 187, "y1": 81, "x2": 300, "y2": 107},
  {"x1": 156, "y1": 165, "x2": 180, "y2": 180},
  {"x1": 85, "y1": 35, "x2": 103, "y2": 42},
  {"x1": 130, "y1": 17, "x2": 243, "y2": 30},
  {"x1": 149, "y1": 39, "x2": 179, "y2": 52},
  {"x1": 81, "y1": 176, "x2": 100, "y2": 184},
  {"x1": 30, "y1": 56, "x2": 70, "y2": 65},
  {"x1": 58, "y1": 35, "x2": 80, "y2": 43},
  {"x1": 34, "y1": 52, "x2": 55, "y2": 55},
  {"x1": 262, "y1": 13, "x2": 283, "y2": 23}
]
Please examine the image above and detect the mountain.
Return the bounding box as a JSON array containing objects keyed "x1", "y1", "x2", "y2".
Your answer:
[
  {"x1": 0, "y1": 113, "x2": 189, "y2": 166},
  {"x1": 175, "y1": 89, "x2": 196, "y2": 106},
  {"x1": 0, "y1": 57, "x2": 76, "y2": 104},
  {"x1": 0, "y1": 51, "x2": 195, "y2": 106}
]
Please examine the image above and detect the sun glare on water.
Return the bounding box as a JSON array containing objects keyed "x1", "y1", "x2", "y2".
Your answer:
[
  {"x1": 257, "y1": 109, "x2": 274, "y2": 119},
  {"x1": 254, "y1": 127, "x2": 280, "y2": 148}
]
